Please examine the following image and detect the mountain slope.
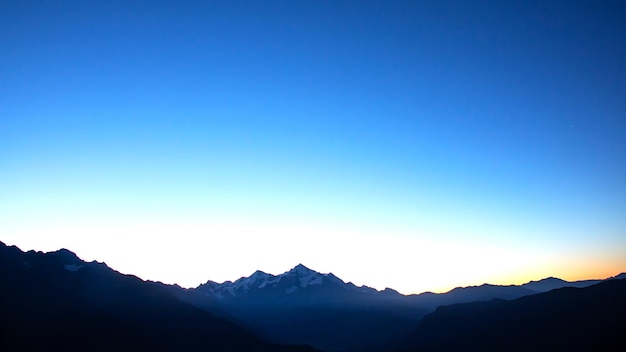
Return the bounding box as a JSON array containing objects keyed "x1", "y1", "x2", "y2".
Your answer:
[
  {"x1": 396, "y1": 278, "x2": 626, "y2": 351},
  {"x1": 0, "y1": 241, "x2": 315, "y2": 352}
]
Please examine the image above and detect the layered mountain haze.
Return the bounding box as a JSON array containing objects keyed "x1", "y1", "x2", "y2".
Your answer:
[
  {"x1": 180, "y1": 261, "x2": 624, "y2": 351},
  {"x1": 2, "y1": 241, "x2": 625, "y2": 352}
]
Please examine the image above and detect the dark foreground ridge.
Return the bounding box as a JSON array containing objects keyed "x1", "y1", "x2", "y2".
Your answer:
[
  {"x1": 395, "y1": 277, "x2": 626, "y2": 351},
  {"x1": 0, "y1": 241, "x2": 316, "y2": 352}
]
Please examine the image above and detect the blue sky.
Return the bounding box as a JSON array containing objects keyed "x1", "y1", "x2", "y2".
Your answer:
[{"x1": 2, "y1": 0, "x2": 625, "y2": 293}]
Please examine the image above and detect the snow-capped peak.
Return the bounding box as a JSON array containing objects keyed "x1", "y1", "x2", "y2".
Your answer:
[
  {"x1": 282, "y1": 263, "x2": 325, "y2": 287},
  {"x1": 197, "y1": 264, "x2": 347, "y2": 298}
]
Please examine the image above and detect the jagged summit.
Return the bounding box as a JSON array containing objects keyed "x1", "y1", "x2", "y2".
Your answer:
[
  {"x1": 283, "y1": 263, "x2": 325, "y2": 287},
  {"x1": 195, "y1": 263, "x2": 352, "y2": 299},
  {"x1": 291, "y1": 263, "x2": 313, "y2": 272}
]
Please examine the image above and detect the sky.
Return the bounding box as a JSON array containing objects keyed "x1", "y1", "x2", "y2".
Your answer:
[{"x1": 1, "y1": 0, "x2": 625, "y2": 294}]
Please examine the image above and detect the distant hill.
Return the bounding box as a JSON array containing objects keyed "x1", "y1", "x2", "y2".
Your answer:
[
  {"x1": 402, "y1": 274, "x2": 616, "y2": 310},
  {"x1": 0, "y1": 241, "x2": 315, "y2": 352},
  {"x1": 395, "y1": 277, "x2": 626, "y2": 351}
]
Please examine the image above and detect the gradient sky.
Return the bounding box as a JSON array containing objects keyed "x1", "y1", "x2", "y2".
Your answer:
[{"x1": 1, "y1": 0, "x2": 625, "y2": 294}]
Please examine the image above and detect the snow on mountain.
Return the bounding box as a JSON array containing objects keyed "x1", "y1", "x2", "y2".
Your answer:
[
  {"x1": 195, "y1": 263, "x2": 386, "y2": 299},
  {"x1": 279, "y1": 264, "x2": 325, "y2": 287},
  {"x1": 230, "y1": 270, "x2": 273, "y2": 291},
  {"x1": 64, "y1": 264, "x2": 84, "y2": 272}
]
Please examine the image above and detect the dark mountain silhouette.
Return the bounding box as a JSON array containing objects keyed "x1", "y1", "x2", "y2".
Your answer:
[
  {"x1": 395, "y1": 277, "x2": 626, "y2": 351},
  {"x1": 0, "y1": 241, "x2": 315, "y2": 352}
]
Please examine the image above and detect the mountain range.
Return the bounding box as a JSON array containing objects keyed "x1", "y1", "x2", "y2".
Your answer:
[
  {"x1": 1, "y1": 240, "x2": 624, "y2": 351},
  {"x1": 179, "y1": 263, "x2": 625, "y2": 351}
]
